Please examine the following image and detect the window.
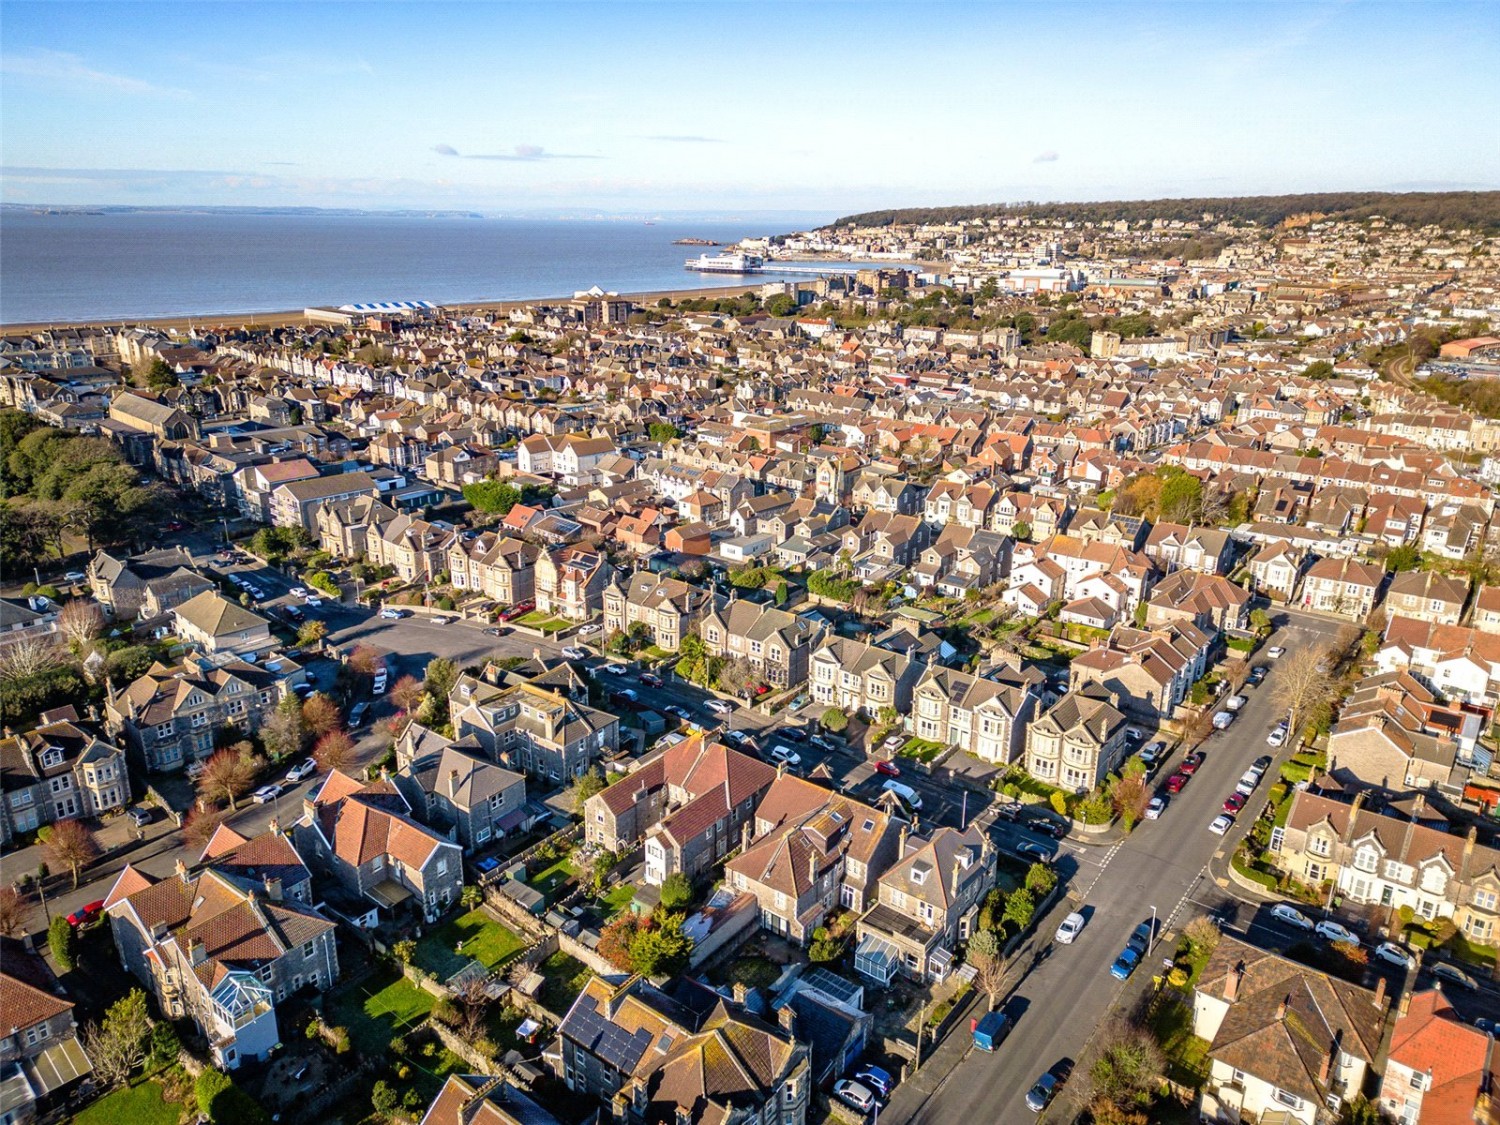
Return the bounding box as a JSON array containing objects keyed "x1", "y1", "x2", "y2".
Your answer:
[
  {"x1": 1354, "y1": 848, "x2": 1378, "y2": 873},
  {"x1": 23, "y1": 1023, "x2": 51, "y2": 1046},
  {"x1": 155, "y1": 722, "x2": 174, "y2": 738},
  {"x1": 1474, "y1": 889, "x2": 1498, "y2": 912},
  {"x1": 1309, "y1": 835, "x2": 1331, "y2": 858}
]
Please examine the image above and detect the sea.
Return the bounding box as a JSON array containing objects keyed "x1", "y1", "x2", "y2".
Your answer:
[{"x1": 0, "y1": 209, "x2": 841, "y2": 325}]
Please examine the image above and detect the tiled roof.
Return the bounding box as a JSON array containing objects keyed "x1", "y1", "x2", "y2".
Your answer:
[{"x1": 0, "y1": 972, "x2": 72, "y2": 1032}]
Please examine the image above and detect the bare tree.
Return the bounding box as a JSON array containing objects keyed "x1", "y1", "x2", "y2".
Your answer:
[
  {"x1": 300, "y1": 693, "x2": 341, "y2": 736},
  {"x1": 313, "y1": 729, "x2": 357, "y2": 774},
  {"x1": 348, "y1": 644, "x2": 383, "y2": 677},
  {"x1": 1270, "y1": 645, "x2": 1334, "y2": 746},
  {"x1": 390, "y1": 674, "x2": 425, "y2": 713},
  {"x1": 46, "y1": 819, "x2": 99, "y2": 888},
  {"x1": 197, "y1": 748, "x2": 259, "y2": 810},
  {"x1": 261, "y1": 698, "x2": 308, "y2": 761},
  {"x1": 0, "y1": 634, "x2": 66, "y2": 682},
  {"x1": 57, "y1": 599, "x2": 104, "y2": 652},
  {"x1": 455, "y1": 974, "x2": 491, "y2": 1042},
  {"x1": 967, "y1": 928, "x2": 1009, "y2": 1011},
  {"x1": 80, "y1": 990, "x2": 152, "y2": 1089},
  {"x1": 183, "y1": 806, "x2": 225, "y2": 850},
  {"x1": 0, "y1": 885, "x2": 27, "y2": 937}
]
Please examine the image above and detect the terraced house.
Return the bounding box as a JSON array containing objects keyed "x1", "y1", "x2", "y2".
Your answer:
[
  {"x1": 908, "y1": 664, "x2": 1041, "y2": 765},
  {"x1": 0, "y1": 709, "x2": 128, "y2": 842},
  {"x1": 448, "y1": 530, "x2": 539, "y2": 605},
  {"x1": 1272, "y1": 791, "x2": 1500, "y2": 947},
  {"x1": 449, "y1": 676, "x2": 619, "y2": 782},
  {"x1": 699, "y1": 598, "x2": 822, "y2": 689},
  {"x1": 604, "y1": 571, "x2": 716, "y2": 652}
]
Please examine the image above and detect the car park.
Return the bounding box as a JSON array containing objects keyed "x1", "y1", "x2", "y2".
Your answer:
[
  {"x1": 285, "y1": 759, "x2": 317, "y2": 783},
  {"x1": 1165, "y1": 772, "x2": 1190, "y2": 794},
  {"x1": 1222, "y1": 793, "x2": 1247, "y2": 813},
  {"x1": 127, "y1": 806, "x2": 152, "y2": 828},
  {"x1": 705, "y1": 700, "x2": 733, "y2": 716},
  {"x1": 853, "y1": 1065, "x2": 893, "y2": 1098},
  {"x1": 1145, "y1": 795, "x2": 1167, "y2": 820},
  {"x1": 1212, "y1": 710, "x2": 1235, "y2": 730},
  {"x1": 770, "y1": 745, "x2": 803, "y2": 767},
  {"x1": 1225, "y1": 694, "x2": 1248, "y2": 712},
  {"x1": 1208, "y1": 813, "x2": 1234, "y2": 835},
  {"x1": 1109, "y1": 946, "x2": 1141, "y2": 981},
  {"x1": 873, "y1": 759, "x2": 901, "y2": 777},
  {"x1": 1271, "y1": 903, "x2": 1315, "y2": 931},
  {"x1": 66, "y1": 901, "x2": 104, "y2": 927},
  {"x1": 1267, "y1": 646, "x2": 1286, "y2": 659},
  {"x1": 561, "y1": 646, "x2": 587, "y2": 660},
  {"x1": 1055, "y1": 912, "x2": 1086, "y2": 944},
  {"x1": 1427, "y1": 962, "x2": 1478, "y2": 991},
  {"x1": 252, "y1": 784, "x2": 284, "y2": 804},
  {"x1": 1373, "y1": 942, "x2": 1415, "y2": 970},
  {"x1": 833, "y1": 1080, "x2": 877, "y2": 1114}
]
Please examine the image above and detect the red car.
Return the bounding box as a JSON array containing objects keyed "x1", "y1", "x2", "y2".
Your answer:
[
  {"x1": 1223, "y1": 792, "x2": 1247, "y2": 813},
  {"x1": 873, "y1": 759, "x2": 901, "y2": 777},
  {"x1": 1165, "y1": 772, "x2": 1190, "y2": 794},
  {"x1": 164, "y1": 520, "x2": 187, "y2": 532},
  {"x1": 1180, "y1": 752, "x2": 1205, "y2": 775},
  {"x1": 66, "y1": 900, "x2": 105, "y2": 928},
  {"x1": 639, "y1": 672, "x2": 664, "y2": 688},
  {"x1": 499, "y1": 601, "x2": 536, "y2": 622}
]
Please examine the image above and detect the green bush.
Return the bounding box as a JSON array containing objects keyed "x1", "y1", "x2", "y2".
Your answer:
[
  {"x1": 48, "y1": 916, "x2": 76, "y2": 971},
  {"x1": 1048, "y1": 791, "x2": 1069, "y2": 817}
]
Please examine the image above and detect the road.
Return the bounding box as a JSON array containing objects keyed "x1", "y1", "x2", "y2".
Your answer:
[{"x1": 889, "y1": 617, "x2": 1344, "y2": 1124}]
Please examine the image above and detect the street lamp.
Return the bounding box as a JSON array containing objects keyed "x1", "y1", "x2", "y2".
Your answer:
[{"x1": 1150, "y1": 904, "x2": 1158, "y2": 954}]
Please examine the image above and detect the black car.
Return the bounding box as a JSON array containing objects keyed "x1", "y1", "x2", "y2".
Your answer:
[
  {"x1": 1252, "y1": 755, "x2": 1273, "y2": 772},
  {"x1": 1246, "y1": 665, "x2": 1268, "y2": 685},
  {"x1": 1024, "y1": 816, "x2": 1068, "y2": 840},
  {"x1": 1126, "y1": 919, "x2": 1156, "y2": 957},
  {"x1": 779, "y1": 726, "x2": 808, "y2": 742}
]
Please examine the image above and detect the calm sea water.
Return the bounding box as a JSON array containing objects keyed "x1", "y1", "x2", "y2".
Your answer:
[{"x1": 0, "y1": 210, "x2": 836, "y2": 324}]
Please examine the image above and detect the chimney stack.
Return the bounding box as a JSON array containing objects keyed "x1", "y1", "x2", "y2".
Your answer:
[
  {"x1": 263, "y1": 875, "x2": 282, "y2": 902},
  {"x1": 778, "y1": 1003, "x2": 797, "y2": 1037},
  {"x1": 731, "y1": 982, "x2": 749, "y2": 1006},
  {"x1": 951, "y1": 857, "x2": 963, "y2": 897},
  {"x1": 1319, "y1": 1045, "x2": 1334, "y2": 1084},
  {"x1": 1374, "y1": 975, "x2": 1387, "y2": 1009},
  {"x1": 1276, "y1": 996, "x2": 1287, "y2": 1021},
  {"x1": 175, "y1": 859, "x2": 189, "y2": 884},
  {"x1": 449, "y1": 768, "x2": 461, "y2": 798},
  {"x1": 741, "y1": 821, "x2": 751, "y2": 852},
  {"x1": 898, "y1": 824, "x2": 909, "y2": 854},
  {"x1": 1224, "y1": 961, "x2": 1243, "y2": 1003},
  {"x1": 808, "y1": 850, "x2": 817, "y2": 888}
]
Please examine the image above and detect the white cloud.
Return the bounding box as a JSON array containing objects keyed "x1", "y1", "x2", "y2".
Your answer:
[
  {"x1": 1033, "y1": 151, "x2": 1059, "y2": 163},
  {"x1": 432, "y1": 143, "x2": 600, "y2": 162},
  {"x1": 1, "y1": 49, "x2": 189, "y2": 97}
]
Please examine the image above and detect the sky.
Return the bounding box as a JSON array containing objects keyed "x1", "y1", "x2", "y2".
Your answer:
[{"x1": 2, "y1": 0, "x2": 1498, "y2": 216}]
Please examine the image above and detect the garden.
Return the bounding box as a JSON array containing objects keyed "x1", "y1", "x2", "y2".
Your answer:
[
  {"x1": 325, "y1": 966, "x2": 436, "y2": 1056},
  {"x1": 895, "y1": 737, "x2": 946, "y2": 763},
  {"x1": 514, "y1": 610, "x2": 573, "y2": 634},
  {"x1": 411, "y1": 907, "x2": 528, "y2": 981}
]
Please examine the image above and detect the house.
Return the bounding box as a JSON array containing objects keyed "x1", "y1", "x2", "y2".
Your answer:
[
  {"x1": 1385, "y1": 570, "x2": 1469, "y2": 627},
  {"x1": 773, "y1": 969, "x2": 873, "y2": 1087},
  {"x1": 448, "y1": 532, "x2": 539, "y2": 606},
  {"x1": 295, "y1": 770, "x2": 464, "y2": 924},
  {"x1": 1379, "y1": 989, "x2": 1497, "y2": 1125},
  {"x1": 603, "y1": 571, "x2": 716, "y2": 652},
  {"x1": 88, "y1": 546, "x2": 213, "y2": 621},
  {"x1": 853, "y1": 825, "x2": 995, "y2": 983},
  {"x1": 1246, "y1": 541, "x2": 1305, "y2": 604},
  {"x1": 535, "y1": 546, "x2": 610, "y2": 621},
  {"x1": 584, "y1": 736, "x2": 773, "y2": 857},
  {"x1": 103, "y1": 849, "x2": 338, "y2": 1071},
  {"x1": 1472, "y1": 584, "x2": 1500, "y2": 635},
  {"x1": 315, "y1": 494, "x2": 400, "y2": 560},
  {"x1": 1270, "y1": 790, "x2": 1500, "y2": 947},
  {"x1": 1069, "y1": 623, "x2": 1212, "y2": 723},
  {"x1": 699, "y1": 598, "x2": 822, "y2": 690},
  {"x1": 171, "y1": 591, "x2": 274, "y2": 656},
  {"x1": 1325, "y1": 672, "x2": 1469, "y2": 792},
  {"x1": 808, "y1": 637, "x2": 922, "y2": 718},
  {"x1": 269, "y1": 471, "x2": 379, "y2": 533},
  {"x1": 106, "y1": 657, "x2": 300, "y2": 774},
  {"x1": 0, "y1": 944, "x2": 92, "y2": 1122},
  {"x1": 1144, "y1": 522, "x2": 1233, "y2": 575},
  {"x1": 641, "y1": 739, "x2": 779, "y2": 886},
  {"x1": 1145, "y1": 570, "x2": 1251, "y2": 634},
  {"x1": 1193, "y1": 933, "x2": 1386, "y2": 1125},
  {"x1": 364, "y1": 513, "x2": 456, "y2": 584},
  {"x1": 726, "y1": 776, "x2": 903, "y2": 943},
  {"x1": 394, "y1": 724, "x2": 528, "y2": 851},
  {"x1": 449, "y1": 677, "x2": 620, "y2": 783},
  {"x1": 1024, "y1": 684, "x2": 1129, "y2": 791},
  {"x1": 418, "y1": 1075, "x2": 563, "y2": 1125},
  {"x1": 1300, "y1": 557, "x2": 1386, "y2": 619},
  {"x1": 907, "y1": 664, "x2": 1040, "y2": 764},
  {"x1": 0, "y1": 710, "x2": 128, "y2": 843}
]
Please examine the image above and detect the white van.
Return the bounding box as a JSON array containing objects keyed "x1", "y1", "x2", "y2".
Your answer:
[{"x1": 881, "y1": 779, "x2": 923, "y2": 811}]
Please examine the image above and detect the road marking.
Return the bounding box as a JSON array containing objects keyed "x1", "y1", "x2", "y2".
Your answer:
[
  {"x1": 1163, "y1": 863, "x2": 1209, "y2": 932},
  {"x1": 1075, "y1": 840, "x2": 1125, "y2": 900}
]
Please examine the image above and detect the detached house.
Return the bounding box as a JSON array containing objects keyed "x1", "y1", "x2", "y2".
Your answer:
[
  {"x1": 853, "y1": 825, "x2": 995, "y2": 984},
  {"x1": 0, "y1": 710, "x2": 128, "y2": 843},
  {"x1": 88, "y1": 546, "x2": 213, "y2": 621},
  {"x1": 449, "y1": 677, "x2": 619, "y2": 783},
  {"x1": 172, "y1": 591, "x2": 274, "y2": 656},
  {"x1": 295, "y1": 771, "x2": 464, "y2": 924}
]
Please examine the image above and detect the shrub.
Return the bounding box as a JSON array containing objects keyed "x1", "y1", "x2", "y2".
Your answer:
[
  {"x1": 371, "y1": 1080, "x2": 399, "y2": 1114},
  {"x1": 48, "y1": 915, "x2": 75, "y2": 971},
  {"x1": 1048, "y1": 791, "x2": 1069, "y2": 817}
]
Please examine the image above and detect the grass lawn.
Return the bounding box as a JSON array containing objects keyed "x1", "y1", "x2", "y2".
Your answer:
[
  {"x1": 714, "y1": 955, "x2": 782, "y2": 990},
  {"x1": 415, "y1": 908, "x2": 528, "y2": 980},
  {"x1": 517, "y1": 611, "x2": 572, "y2": 633},
  {"x1": 530, "y1": 856, "x2": 578, "y2": 899},
  {"x1": 639, "y1": 644, "x2": 673, "y2": 663},
  {"x1": 962, "y1": 608, "x2": 995, "y2": 626},
  {"x1": 538, "y1": 951, "x2": 594, "y2": 1015},
  {"x1": 399, "y1": 1042, "x2": 469, "y2": 1103},
  {"x1": 72, "y1": 1079, "x2": 178, "y2": 1125},
  {"x1": 897, "y1": 738, "x2": 945, "y2": 763},
  {"x1": 1150, "y1": 994, "x2": 1211, "y2": 1087},
  {"x1": 599, "y1": 882, "x2": 637, "y2": 916},
  {"x1": 326, "y1": 967, "x2": 435, "y2": 1056}
]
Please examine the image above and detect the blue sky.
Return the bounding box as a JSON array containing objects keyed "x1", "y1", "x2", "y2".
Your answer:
[{"x1": 2, "y1": 0, "x2": 1497, "y2": 214}]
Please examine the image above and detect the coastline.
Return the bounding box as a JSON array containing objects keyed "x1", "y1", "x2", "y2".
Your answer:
[{"x1": 0, "y1": 280, "x2": 776, "y2": 335}]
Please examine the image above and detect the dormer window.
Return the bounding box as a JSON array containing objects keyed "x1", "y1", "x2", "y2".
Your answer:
[
  {"x1": 40, "y1": 748, "x2": 63, "y2": 769},
  {"x1": 1353, "y1": 847, "x2": 1378, "y2": 873}
]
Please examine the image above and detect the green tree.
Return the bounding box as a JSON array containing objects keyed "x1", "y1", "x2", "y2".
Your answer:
[
  {"x1": 48, "y1": 915, "x2": 76, "y2": 971},
  {"x1": 461, "y1": 884, "x2": 483, "y2": 910},
  {"x1": 143, "y1": 359, "x2": 180, "y2": 390},
  {"x1": 1012, "y1": 520, "x2": 1031, "y2": 541},
  {"x1": 1001, "y1": 887, "x2": 1035, "y2": 933},
  {"x1": 392, "y1": 939, "x2": 417, "y2": 964},
  {"x1": 659, "y1": 872, "x2": 693, "y2": 911},
  {"x1": 629, "y1": 912, "x2": 693, "y2": 977},
  {"x1": 765, "y1": 294, "x2": 798, "y2": 317},
  {"x1": 83, "y1": 989, "x2": 153, "y2": 1088},
  {"x1": 820, "y1": 707, "x2": 848, "y2": 733},
  {"x1": 1301, "y1": 360, "x2": 1335, "y2": 379},
  {"x1": 567, "y1": 766, "x2": 607, "y2": 812},
  {"x1": 647, "y1": 422, "x2": 682, "y2": 443},
  {"x1": 1024, "y1": 862, "x2": 1058, "y2": 897},
  {"x1": 371, "y1": 1080, "x2": 400, "y2": 1114},
  {"x1": 1158, "y1": 470, "x2": 1204, "y2": 524},
  {"x1": 423, "y1": 656, "x2": 459, "y2": 723},
  {"x1": 1249, "y1": 608, "x2": 1272, "y2": 633}
]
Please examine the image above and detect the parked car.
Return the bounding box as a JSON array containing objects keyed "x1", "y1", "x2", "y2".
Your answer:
[
  {"x1": 779, "y1": 726, "x2": 808, "y2": 742},
  {"x1": 1145, "y1": 795, "x2": 1167, "y2": 820},
  {"x1": 882, "y1": 734, "x2": 905, "y2": 751},
  {"x1": 852, "y1": 1065, "x2": 893, "y2": 1098},
  {"x1": 1208, "y1": 813, "x2": 1234, "y2": 835},
  {"x1": 283, "y1": 605, "x2": 305, "y2": 624},
  {"x1": 809, "y1": 734, "x2": 836, "y2": 752},
  {"x1": 1015, "y1": 840, "x2": 1052, "y2": 861},
  {"x1": 723, "y1": 729, "x2": 749, "y2": 745},
  {"x1": 380, "y1": 607, "x2": 403, "y2": 619},
  {"x1": 252, "y1": 784, "x2": 284, "y2": 804},
  {"x1": 483, "y1": 626, "x2": 507, "y2": 636},
  {"x1": 704, "y1": 700, "x2": 733, "y2": 716},
  {"x1": 499, "y1": 601, "x2": 535, "y2": 621},
  {"x1": 769, "y1": 745, "x2": 803, "y2": 767},
  {"x1": 1026, "y1": 817, "x2": 1068, "y2": 840},
  {"x1": 1267, "y1": 725, "x2": 1288, "y2": 748},
  {"x1": 1373, "y1": 941, "x2": 1415, "y2": 970},
  {"x1": 305, "y1": 596, "x2": 324, "y2": 608},
  {"x1": 1165, "y1": 772, "x2": 1190, "y2": 794},
  {"x1": 1180, "y1": 752, "x2": 1204, "y2": 775},
  {"x1": 1212, "y1": 710, "x2": 1235, "y2": 730},
  {"x1": 1222, "y1": 793, "x2": 1247, "y2": 813},
  {"x1": 578, "y1": 623, "x2": 602, "y2": 636},
  {"x1": 881, "y1": 779, "x2": 922, "y2": 810},
  {"x1": 1270, "y1": 903, "x2": 1315, "y2": 931},
  {"x1": 1109, "y1": 946, "x2": 1141, "y2": 981},
  {"x1": 873, "y1": 759, "x2": 901, "y2": 777},
  {"x1": 833, "y1": 1080, "x2": 877, "y2": 1114},
  {"x1": 1267, "y1": 646, "x2": 1287, "y2": 659},
  {"x1": 639, "y1": 672, "x2": 664, "y2": 688},
  {"x1": 126, "y1": 806, "x2": 152, "y2": 828},
  {"x1": 1236, "y1": 769, "x2": 1264, "y2": 796},
  {"x1": 972, "y1": 1010, "x2": 1011, "y2": 1052},
  {"x1": 664, "y1": 705, "x2": 691, "y2": 720},
  {"x1": 561, "y1": 646, "x2": 587, "y2": 660},
  {"x1": 1252, "y1": 755, "x2": 1273, "y2": 772},
  {"x1": 285, "y1": 759, "x2": 317, "y2": 783},
  {"x1": 1246, "y1": 665, "x2": 1268, "y2": 686},
  {"x1": 1126, "y1": 920, "x2": 1155, "y2": 956},
  {"x1": 290, "y1": 586, "x2": 308, "y2": 597},
  {"x1": 66, "y1": 900, "x2": 105, "y2": 928},
  {"x1": 1427, "y1": 962, "x2": 1478, "y2": 991},
  {"x1": 63, "y1": 570, "x2": 87, "y2": 583},
  {"x1": 1055, "y1": 912, "x2": 1086, "y2": 944},
  {"x1": 1025, "y1": 1072, "x2": 1059, "y2": 1112},
  {"x1": 1138, "y1": 741, "x2": 1166, "y2": 769}
]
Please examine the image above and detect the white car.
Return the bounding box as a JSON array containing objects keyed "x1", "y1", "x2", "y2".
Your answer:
[
  {"x1": 1266, "y1": 726, "x2": 1288, "y2": 747},
  {"x1": 1145, "y1": 795, "x2": 1167, "y2": 820},
  {"x1": 1373, "y1": 941, "x2": 1415, "y2": 970},
  {"x1": 881, "y1": 734, "x2": 905, "y2": 751},
  {"x1": 1267, "y1": 646, "x2": 1287, "y2": 659},
  {"x1": 290, "y1": 586, "x2": 308, "y2": 597},
  {"x1": 285, "y1": 759, "x2": 317, "y2": 783},
  {"x1": 1212, "y1": 710, "x2": 1235, "y2": 730},
  {"x1": 380, "y1": 607, "x2": 402, "y2": 619},
  {"x1": 64, "y1": 570, "x2": 87, "y2": 583},
  {"x1": 1054, "y1": 912, "x2": 1086, "y2": 944},
  {"x1": 705, "y1": 700, "x2": 734, "y2": 716},
  {"x1": 304, "y1": 596, "x2": 323, "y2": 608},
  {"x1": 1270, "y1": 903, "x2": 1315, "y2": 931},
  {"x1": 561, "y1": 646, "x2": 587, "y2": 660},
  {"x1": 252, "y1": 784, "x2": 284, "y2": 804},
  {"x1": 723, "y1": 729, "x2": 749, "y2": 745},
  {"x1": 1315, "y1": 919, "x2": 1359, "y2": 946},
  {"x1": 833, "y1": 1080, "x2": 877, "y2": 1114},
  {"x1": 578, "y1": 623, "x2": 602, "y2": 636},
  {"x1": 1225, "y1": 694, "x2": 1248, "y2": 712},
  {"x1": 769, "y1": 745, "x2": 803, "y2": 767},
  {"x1": 1236, "y1": 768, "x2": 1264, "y2": 796},
  {"x1": 1208, "y1": 813, "x2": 1234, "y2": 835}
]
